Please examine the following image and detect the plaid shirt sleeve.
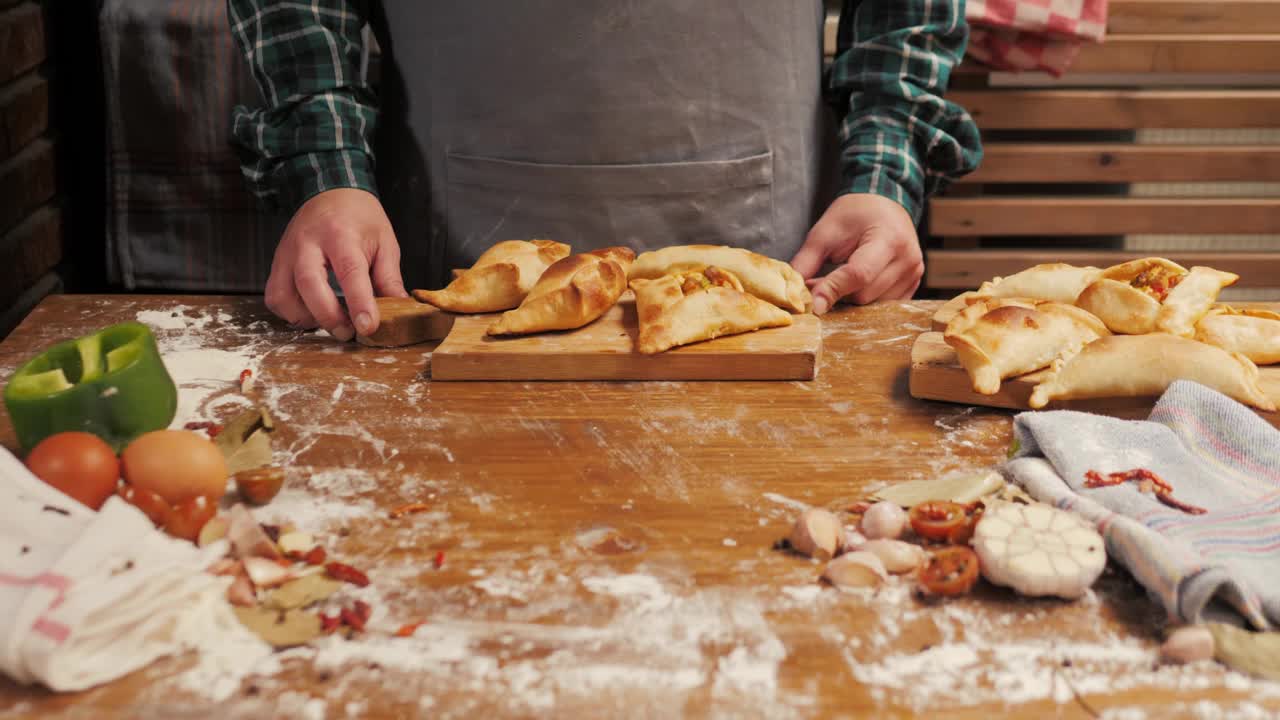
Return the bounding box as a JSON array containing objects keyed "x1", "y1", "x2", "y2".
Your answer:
[
  {"x1": 829, "y1": 0, "x2": 984, "y2": 222},
  {"x1": 226, "y1": 0, "x2": 379, "y2": 214}
]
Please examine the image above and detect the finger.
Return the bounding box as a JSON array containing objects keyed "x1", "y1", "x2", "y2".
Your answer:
[
  {"x1": 264, "y1": 261, "x2": 318, "y2": 328},
  {"x1": 371, "y1": 233, "x2": 409, "y2": 299},
  {"x1": 327, "y1": 238, "x2": 378, "y2": 337},
  {"x1": 881, "y1": 272, "x2": 922, "y2": 302},
  {"x1": 789, "y1": 222, "x2": 847, "y2": 279},
  {"x1": 809, "y1": 236, "x2": 895, "y2": 314},
  {"x1": 295, "y1": 244, "x2": 355, "y2": 341},
  {"x1": 851, "y1": 258, "x2": 920, "y2": 305}
]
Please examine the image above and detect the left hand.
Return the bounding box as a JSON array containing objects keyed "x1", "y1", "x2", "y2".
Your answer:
[{"x1": 789, "y1": 193, "x2": 924, "y2": 314}]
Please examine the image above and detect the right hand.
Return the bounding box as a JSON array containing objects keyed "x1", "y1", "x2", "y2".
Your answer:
[{"x1": 264, "y1": 188, "x2": 408, "y2": 340}]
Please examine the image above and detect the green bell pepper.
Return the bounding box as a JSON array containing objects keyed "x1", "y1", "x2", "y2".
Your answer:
[{"x1": 4, "y1": 321, "x2": 177, "y2": 452}]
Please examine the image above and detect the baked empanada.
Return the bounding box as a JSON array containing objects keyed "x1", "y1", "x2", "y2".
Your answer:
[
  {"x1": 1154, "y1": 266, "x2": 1239, "y2": 337},
  {"x1": 1073, "y1": 257, "x2": 1188, "y2": 334},
  {"x1": 413, "y1": 240, "x2": 570, "y2": 313},
  {"x1": 971, "y1": 263, "x2": 1103, "y2": 304},
  {"x1": 1029, "y1": 334, "x2": 1275, "y2": 412},
  {"x1": 486, "y1": 247, "x2": 635, "y2": 336},
  {"x1": 1196, "y1": 306, "x2": 1280, "y2": 365},
  {"x1": 629, "y1": 245, "x2": 811, "y2": 313},
  {"x1": 630, "y1": 267, "x2": 792, "y2": 354},
  {"x1": 944, "y1": 300, "x2": 1110, "y2": 395}
]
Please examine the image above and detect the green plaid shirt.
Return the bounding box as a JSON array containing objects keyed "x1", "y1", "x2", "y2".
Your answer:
[{"x1": 228, "y1": 0, "x2": 981, "y2": 222}]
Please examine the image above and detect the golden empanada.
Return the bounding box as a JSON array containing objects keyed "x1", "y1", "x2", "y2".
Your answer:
[
  {"x1": 971, "y1": 263, "x2": 1103, "y2": 304},
  {"x1": 413, "y1": 240, "x2": 571, "y2": 313},
  {"x1": 630, "y1": 267, "x2": 792, "y2": 354},
  {"x1": 629, "y1": 245, "x2": 811, "y2": 313},
  {"x1": 1073, "y1": 257, "x2": 1188, "y2": 334},
  {"x1": 1029, "y1": 334, "x2": 1275, "y2": 412},
  {"x1": 1154, "y1": 266, "x2": 1239, "y2": 337},
  {"x1": 487, "y1": 247, "x2": 635, "y2": 336},
  {"x1": 1196, "y1": 306, "x2": 1280, "y2": 365},
  {"x1": 944, "y1": 300, "x2": 1110, "y2": 395}
]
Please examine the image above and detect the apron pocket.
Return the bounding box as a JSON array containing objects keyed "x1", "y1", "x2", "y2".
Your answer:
[{"x1": 444, "y1": 150, "x2": 775, "y2": 262}]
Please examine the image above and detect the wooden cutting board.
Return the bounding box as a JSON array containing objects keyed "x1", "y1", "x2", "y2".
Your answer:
[
  {"x1": 909, "y1": 331, "x2": 1280, "y2": 413},
  {"x1": 431, "y1": 297, "x2": 821, "y2": 381}
]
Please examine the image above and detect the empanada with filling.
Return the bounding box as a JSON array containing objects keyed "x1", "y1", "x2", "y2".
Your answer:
[
  {"x1": 413, "y1": 240, "x2": 570, "y2": 313},
  {"x1": 629, "y1": 245, "x2": 810, "y2": 313},
  {"x1": 1074, "y1": 257, "x2": 1189, "y2": 334},
  {"x1": 944, "y1": 300, "x2": 1110, "y2": 395},
  {"x1": 1029, "y1": 334, "x2": 1275, "y2": 412},
  {"x1": 971, "y1": 263, "x2": 1103, "y2": 304},
  {"x1": 1154, "y1": 266, "x2": 1239, "y2": 337},
  {"x1": 487, "y1": 247, "x2": 635, "y2": 336},
  {"x1": 630, "y1": 267, "x2": 792, "y2": 354},
  {"x1": 1196, "y1": 306, "x2": 1280, "y2": 365}
]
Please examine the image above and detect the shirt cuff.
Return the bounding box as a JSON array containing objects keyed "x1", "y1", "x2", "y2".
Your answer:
[
  {"x1": 837, "y1": 129, "x2": 923, "y2": 224},
  {"x1": 276, "y1": 149, "x2": 379, "y2": 215}
]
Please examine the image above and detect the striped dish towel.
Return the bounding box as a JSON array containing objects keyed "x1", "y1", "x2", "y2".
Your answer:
[
  {"x1": 967, "y1": 0, "x2": 1109, "y2": 76},
  {"x1": 1005, "y1": 381, "x2": 1280, "y2": 630}
]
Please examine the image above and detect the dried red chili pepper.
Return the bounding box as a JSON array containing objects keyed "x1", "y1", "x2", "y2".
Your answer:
[
  {"x1": 395, "y1": 622, "x2": 424, "y2": 638},
  {"x1": 389, "y1": 502, "x2": 432, "y2": 519},
  {"x1": 845, "y1": 501, "x2": 872, "y2": 515},
  {"x1": 182, "y1": 421, "x2": 222, "y2": 438},
  {"x1": 304, "y1": 546, "x2": 327, "y2": 565},
  {"x1": 353, "y1": 600, "x2": 372, "y2": 623},
  {"x1": 1084, "y1": 468, "x2": 1205, "y2": 515},
  {"x1": 239, "y1": 369, "x2": 253, "y2": 384},
  {"x1": 319, "y1": 613, "x2": 342, "y2": 634},
  {"x1": 326, "y1": 561, "x2": 370, "y2": 587},
  {"x1": 433, "y1": 550, "x2": 445, "y2": 569},
  {"x1": 340, "y1": 606, "x2": 367, "y2": 632}
]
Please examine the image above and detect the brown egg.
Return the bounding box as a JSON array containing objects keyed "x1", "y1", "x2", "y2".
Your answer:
[{"x1": 121, "y1": 430, "x2": 228, "y2": 505}]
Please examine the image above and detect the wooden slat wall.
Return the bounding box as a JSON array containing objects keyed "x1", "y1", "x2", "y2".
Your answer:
[{"x1": 927, "y1": 2, "x2": 1280, "y2": 296}]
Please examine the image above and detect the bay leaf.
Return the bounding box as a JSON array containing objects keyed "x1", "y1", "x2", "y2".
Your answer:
[
  {"x1": 262, "y1": 573, "x2": 343, "y2": 611},
  {"x1": 1207, "y1": 622, "x2": 1280, "y2": 682},
  {"x1": 233, "y1": 606, "x2": 322, "y2": 649},
  {"x1": 872, "y1": 470, "x2": 1004, "y2": 507},
  {"x1": 216, "y1": 406, "x2": 275, "y2": 464},
  {"x1": 225, "y1": 428, "x2": 273, "y2": 476}
]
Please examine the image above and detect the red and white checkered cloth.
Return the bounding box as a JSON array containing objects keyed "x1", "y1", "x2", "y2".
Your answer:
[{"x1": 967, "y1": 0, "x2": 1109, "y2": 76}]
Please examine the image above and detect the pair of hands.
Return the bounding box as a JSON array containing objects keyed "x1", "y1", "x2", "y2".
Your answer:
[{"x1": 265, "y1": 189, "x2": 923, "y2": 336}]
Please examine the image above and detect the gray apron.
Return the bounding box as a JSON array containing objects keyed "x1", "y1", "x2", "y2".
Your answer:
[{"x1": 371, "y1": 1, "x2": 836, "y2": 289}]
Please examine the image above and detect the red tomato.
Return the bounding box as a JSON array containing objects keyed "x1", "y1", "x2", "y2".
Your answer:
[
  {"x1": 919, "y1": 546, "x2": 981, "y2": 596},
  {"x1": 24, "y1": 432, "x2": 120, "y2": 510},
  {"x1": 908, "y1": 501, "x2": 968, "y2": 542}
]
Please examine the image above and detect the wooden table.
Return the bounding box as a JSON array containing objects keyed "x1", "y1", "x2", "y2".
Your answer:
[{"x1": 2, "y1": 295, "x2": 1278, "y2": 719}]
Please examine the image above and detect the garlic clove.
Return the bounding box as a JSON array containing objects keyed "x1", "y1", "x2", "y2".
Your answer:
[
  {"x1": 972, "y1": 500, "x2": 1105, "y2": 599},
  {"x1": 859, "y1": 501, "x2": 908, "y2": 540},
  {"x1": 227, "y1": 572, "x2": 258, "y2": 607},
  {"x1": 822, "y1": 551, "x2": 887, "y2": 590},
  {"x1": 198, "y1": 515, "x2": 230, "y2": 548},
  {"x1": 788, "y1": 508, "x2": 841, "y2": 559},
  {"x1": 227, "y1": 503, "x2": 282, "y2": 560},
  {"x1": 278, "y1": 531, "x2": 315, "y2": 556},
  {"x1": 243, "y1": 556, "x2": 294, "y2": 588},
  {"x1": 1161, "y1": 625, "x2": 1215, "y2": 664},
  {"x1": 860, "y1": 539, "x2": 926, "y2": 574},
  {"x1": 837, "y1": 527, "x2": 867, "y2": 556}
]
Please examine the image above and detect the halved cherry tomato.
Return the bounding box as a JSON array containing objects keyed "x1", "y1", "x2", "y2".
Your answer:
[
  {"x1": 947, "y1": 502, "x2": 985, "y2": 546},
  {"x1": 909, "y1": 500, "x2": 968, "y2": 542},
  {"x1": 919, "y1": 546, "x2": 981, "y2": 596}
]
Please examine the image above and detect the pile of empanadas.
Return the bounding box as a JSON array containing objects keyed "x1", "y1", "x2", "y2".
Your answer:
[
  {"x1": 943, "y1": 258, "x2": 1278, "y2": 412},
  {"x1": 411, "y1": 240, "x2": 812, "y2": 353}
]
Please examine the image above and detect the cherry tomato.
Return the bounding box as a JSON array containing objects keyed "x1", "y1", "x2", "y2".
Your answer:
[
  {"x1": 919, "y1": 546, "x2": 981, "y2": 596},
  {"x1": 118, "y1": 483, "x2": 170, "y2": 527},
  {"x1": 164, "y1": 495, "x2": 217, "y2": 542},
  {"x1": 909, "y1": 501, "x2": 968, "y2": 542},
  {"x1": 24, "y1": 432, "x2": 120, "y2": 510}
]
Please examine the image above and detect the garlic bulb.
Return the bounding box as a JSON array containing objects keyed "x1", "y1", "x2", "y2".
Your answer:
[{"x1": 972, "y1": 501, "x2": 1105, "y2": 599}]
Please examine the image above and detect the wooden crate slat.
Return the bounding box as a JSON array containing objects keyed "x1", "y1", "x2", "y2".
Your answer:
[
  {"x1": 930, "y1": 197, "x2": 1280, "y2": 236},
  {"x1": 926, "y1": 250, "x2": 1280, "y2": 289},
  {"x1": 958, "y1": 35, "x2": 1280, "y2": 74},
  {"x1": 949, "y1": 90, "x2": 1280, "y2": 130},
  {"x1": 963, "y1": 144, "x2": 1280, "y2": 183},
  {"x1": 1109, "y1": 1, "x2": 1280, "y2": 34}
]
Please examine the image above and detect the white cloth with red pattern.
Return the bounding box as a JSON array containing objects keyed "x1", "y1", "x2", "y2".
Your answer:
[
  {"x1": 967, "y1": 0, "x2": 1109, "y2": 75},
  {"x1": 0, "y1": 448, "x2": 257, "y2": 691}
]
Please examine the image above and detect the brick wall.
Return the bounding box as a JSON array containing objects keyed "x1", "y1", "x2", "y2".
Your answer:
[{"x1": 0, "y1": 0, "x2": 61, "y2": 339}]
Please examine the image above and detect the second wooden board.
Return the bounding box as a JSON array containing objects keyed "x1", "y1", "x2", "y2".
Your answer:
[
  {"x1": 909, "y1": 331, "x2": 1280, "y2": 415},
  {"x1": 431, "y1": 299, "x2": 821, "y2": 381}
]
